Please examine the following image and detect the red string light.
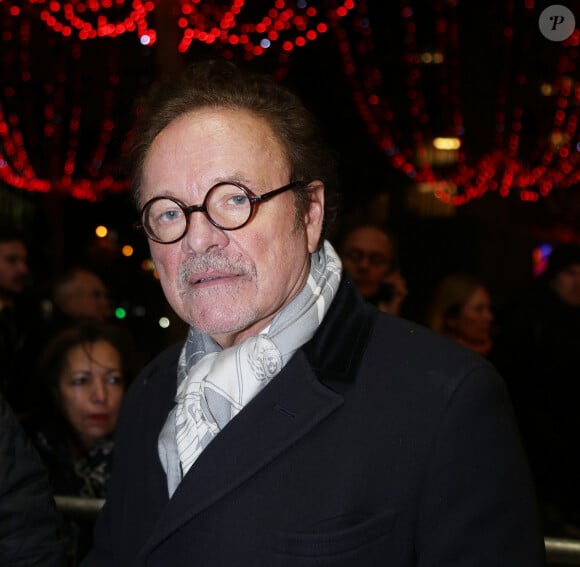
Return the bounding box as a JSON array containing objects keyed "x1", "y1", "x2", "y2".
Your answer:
[
  {"x1": 0, "y1": 0, "x2": 579, "y2": 205},
  {"x1": 0, "y1": 3, "x2": 130, "y2": 200},
  {"x1": 0, "y1": 0, "x2": 354, "y2": 200},
  {"x1": 22, "y1": 0, "x2": 157, "y2": 45},
  {"x1": 174, "y1": 0, "x2": 355, "y2": 59},
  {"x1": 333, "y1": 0, "x2": 580, "y2": 205}
]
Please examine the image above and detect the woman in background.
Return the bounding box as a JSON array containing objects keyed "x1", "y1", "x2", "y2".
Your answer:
[
  {"x1": 24, "y1": 322, "x2": 129, "y2": 565},
  {"x1": 426, "y1": 273, "x2": 494, "y2": 357},
  {"x1": 27, "y1": 322, "x2": 127, "y2": 497}
]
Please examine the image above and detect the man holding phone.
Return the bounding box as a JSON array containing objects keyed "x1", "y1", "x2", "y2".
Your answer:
[{"x1": 340, "y1": 224, "x2": 408, "y2": 316}]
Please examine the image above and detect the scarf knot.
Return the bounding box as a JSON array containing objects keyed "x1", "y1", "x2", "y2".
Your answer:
[{"x1": 158, "y1": 240, "x2": 342, "y2": 496}]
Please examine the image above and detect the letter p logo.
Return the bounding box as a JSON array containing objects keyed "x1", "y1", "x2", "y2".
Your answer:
[{"x1": 539, "y1": 5, "x2": 576, "y2": 41}]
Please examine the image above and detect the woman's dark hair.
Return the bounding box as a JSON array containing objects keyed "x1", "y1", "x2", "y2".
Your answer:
[
  {"x1": 129, "y1": 59, "x2": 339, "y2": 246},
  {"x1": 34, "y1": 322, "x2": 129, "y2": 421},
  {"x1": 426, "y1": 273, "x2": 484, "y2": 335}
]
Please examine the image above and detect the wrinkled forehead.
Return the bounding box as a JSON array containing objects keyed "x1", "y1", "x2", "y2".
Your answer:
[
  {"x1": 140, "y1": 107, "x2": 291, "y2": 204},
  {"x1": 154, "y1": 107, "x2": 287, "y2": 159}
]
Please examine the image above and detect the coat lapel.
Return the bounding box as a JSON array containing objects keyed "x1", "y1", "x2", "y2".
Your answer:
[
  {"x1": 139, "y1": 352, "x2": 343, "y2": 558},
  {"x1": 138, "y1": 276, "x2": 376, "y2": 559}
]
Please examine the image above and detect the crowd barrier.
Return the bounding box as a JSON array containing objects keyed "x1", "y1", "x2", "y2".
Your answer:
[
  {"x1": 545, "y1": 537, "x2": 580, "y2": 565},
  {"x1": 54, "y1": 496, "x2": 104, "y2": 521},
  {"x1": 53, "y1": 497, "x2": 580, "y2": 565}
]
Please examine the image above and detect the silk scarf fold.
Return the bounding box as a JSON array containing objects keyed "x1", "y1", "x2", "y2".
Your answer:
[{"x1": 158, "y1": 240, "x2": 342, "y2": 496}]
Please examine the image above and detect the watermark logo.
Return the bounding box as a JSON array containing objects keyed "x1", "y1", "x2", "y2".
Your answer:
[{"x1": 539, "y1": 4, "x2": 576, "y2": 41}]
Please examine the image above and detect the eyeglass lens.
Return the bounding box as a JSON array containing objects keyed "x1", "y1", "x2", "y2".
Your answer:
[{"x1": 143, "y1": 184, "x2": 252, "y2": 242}]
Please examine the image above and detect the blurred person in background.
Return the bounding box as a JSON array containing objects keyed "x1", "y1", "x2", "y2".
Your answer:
[
  {"x1": 52, "y1": 267, "x2": 113, "y2": 324},
  {"x1": 340, "y1": 224, "x2": 408, "y2": 316},
  {"x1": 0, "y1": 227, "x2": 29, "y2": 306},
  {"x1": 0, "y1": 390, "x2": 65, "y2": 565},
  {"x1": 493, "y1": 242, "x2": 580, "y2": 536},
  {"x1": 0, "y1": 226, "x2": 42, "y2": 413},
  {"x1": 26, "y1": 321, "x2": 128, "y2": 497},
  {"x1": 18, "y1": 266, "x2": 118, "y2": 417},
  {"x1": 426, "y1": 273, "x2": 494, "y2": 357},
  {"x1": 24, "y1": 265, "x2": 143, "y2": 402},
  {"x1": 24, "y1": 322, "x2": 129, "y2": 564}
]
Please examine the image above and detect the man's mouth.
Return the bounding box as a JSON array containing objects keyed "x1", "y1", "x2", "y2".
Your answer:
[
  {"x1": 178, "y1": 253, "x2": 255, "y2": 292},
  {"x1": 191, "y1": 272, "x2": 239, "y2": 286},
  {"x1": 195, "y1": 276, "x2": 220, "y2": 284}
]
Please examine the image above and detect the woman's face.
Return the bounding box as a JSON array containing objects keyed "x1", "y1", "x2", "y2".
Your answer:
[
  {"x1": 57, "y1": 340, "x2": 124, "y2": 449},
  {"x1": 447, "y1": 286, "x2": 494, "y2": 346}
]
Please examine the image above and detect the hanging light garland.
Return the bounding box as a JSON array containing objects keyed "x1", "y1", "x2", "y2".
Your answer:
[
  {"x1": 0, "y1": 3, "x2": 133, "y2": 200},
  {"x1": 3, "y1": 0, "x2": 355, "y2": 55},
  {"x1": 7, "y1": 0, "x2": 157, "y2": 45},
  {"x1": 0, "y1": 0, "x2": 579, "y2": 204},
  {"x1": 333, "y1": 0, "x2": 580, "y2": 205},
  {"x1": 0, "y1": 0, "x2": 355, "y2": 200},
  {"x1": 174, "y1": 0, "x2": 355, "y2": 60}
]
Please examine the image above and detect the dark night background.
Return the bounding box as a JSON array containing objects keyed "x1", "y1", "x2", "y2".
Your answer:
[{"x1": 1, "y1": 0, "x2": 580, "y2": 355}]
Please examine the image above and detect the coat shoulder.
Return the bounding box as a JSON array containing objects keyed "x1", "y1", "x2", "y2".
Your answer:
[{"x1": 361, "y1": 312, "x2": 504, "y2": 404}]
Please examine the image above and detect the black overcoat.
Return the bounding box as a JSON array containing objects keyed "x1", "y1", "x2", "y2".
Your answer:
[{"x1": 83, "y1": 277, "x2": 545, "y2": 566}]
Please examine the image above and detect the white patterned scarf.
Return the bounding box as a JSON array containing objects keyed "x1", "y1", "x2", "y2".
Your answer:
[{"x1": 158, "y1": 240, "x2": 342, "y2": 496}]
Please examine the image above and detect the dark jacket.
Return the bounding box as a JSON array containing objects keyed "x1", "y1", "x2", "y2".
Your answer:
[
  {"x1": 492, "y1": 281, "x2": 580, "y2": 528},
  {"x1": 0, "y1": 394, "x2": 65, "y2": 566},
  {"x1": 83, "y1": 278, "x2": 545, "y2": 566}
]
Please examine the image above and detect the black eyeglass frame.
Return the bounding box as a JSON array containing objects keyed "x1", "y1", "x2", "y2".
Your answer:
[{"x1": 135, "y1": 180, "x2": 307, "y2": 244}]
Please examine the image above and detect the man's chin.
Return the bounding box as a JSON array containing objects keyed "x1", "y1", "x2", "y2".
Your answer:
[
  {"x1": 358, "y1": 287, "x2": 380, "y2": 300},
  {"x1": 186, "y1": 307, "x2": 251, "y2": 338}
]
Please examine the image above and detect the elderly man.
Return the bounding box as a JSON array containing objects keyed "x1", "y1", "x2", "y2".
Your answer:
[{"x1": 84, "y1": 61, "x2": 544, "y2": 566}]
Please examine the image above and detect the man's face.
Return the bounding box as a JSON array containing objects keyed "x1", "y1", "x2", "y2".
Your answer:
[
  {"x1": 0, "y1": 240, "x2": 29, "y2": 299},
  {"x1": 551, "y1": 264, "x2": 580, "y2": 307},
  {"x1": 140, "y1": 107, "x2": 324, "y2": 348},
  {"x1": 341, "y1": 227, "x2": 394, "y2": 299},
  {"x1": 61, "y1": 272, "x2": 112, "y2": 322}
]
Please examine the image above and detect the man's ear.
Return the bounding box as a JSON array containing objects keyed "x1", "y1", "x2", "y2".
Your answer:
[{"x1": 304, "y1": 181, "x2": 325, "y2": 253}]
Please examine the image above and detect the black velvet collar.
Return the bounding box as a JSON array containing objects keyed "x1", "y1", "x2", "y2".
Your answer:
[{"x1": 302, "y1": 274, "x2": 377, "y2": 386}]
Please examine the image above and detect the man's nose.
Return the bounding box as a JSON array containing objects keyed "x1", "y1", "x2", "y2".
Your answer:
[
  {"x1": 180, "y1": 212, "x2": 229, "y2": 255},
  {"x1": 357, "y1": 256, "x2": 372, "y2": 269}
]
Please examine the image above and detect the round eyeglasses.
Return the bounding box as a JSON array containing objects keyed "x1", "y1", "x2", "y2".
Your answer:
[{"x1": 135, "y1": 180, "x2": 306, "y2": 244}]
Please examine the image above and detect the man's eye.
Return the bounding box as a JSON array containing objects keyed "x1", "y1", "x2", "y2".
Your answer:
[
  {"x1": 226, "y1": 194, "x2": 249, "y2": 207},
  {"x1": 369, "y1": 254, "x2": 389, "y2": 266},
  {"x1": 159, "y1": 209, "x2": 182, "y2": 223},
  {"x1": 71, "y1": 376, "x2": 88, "y2": 386}
]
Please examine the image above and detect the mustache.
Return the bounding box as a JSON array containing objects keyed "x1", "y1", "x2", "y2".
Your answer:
[{"x1": 177, "y1": 252, "x2": 254, "y2": 285}]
